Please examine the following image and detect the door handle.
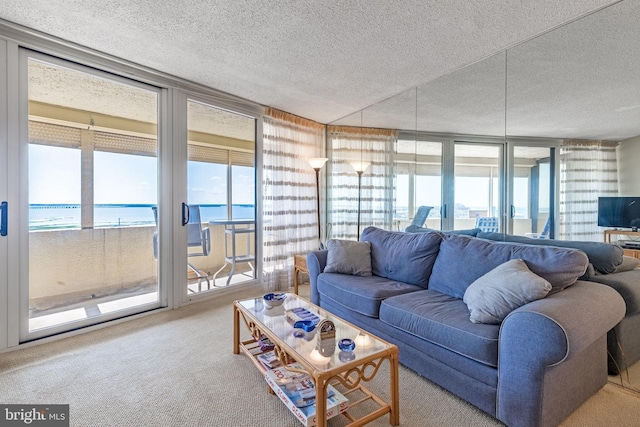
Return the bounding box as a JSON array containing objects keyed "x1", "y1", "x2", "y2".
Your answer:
[
  {"x1": 510, "y1": 205, "x2": 516, "y2": 218},
  {"x1": 441, "y1": 204, "x2": 447, "y2": 218},
  {"x1": 0, "y1": 201, "x2": 7, "y2": 236},
  {"x1": 182, "y1": 203, "x2": 189, "y2": 226}
]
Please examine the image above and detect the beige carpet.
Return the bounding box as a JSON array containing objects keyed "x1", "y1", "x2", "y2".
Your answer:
[{"x1": 1, "y1": 286, "x2": 639, "y2": 427}]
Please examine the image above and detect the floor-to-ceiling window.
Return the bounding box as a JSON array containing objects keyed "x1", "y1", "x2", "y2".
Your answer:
[
  {"x1": 185, "y1": 100, "x2": 256, "y2": 294},
  {"x1": 0, "y1": 42, "x2": 262, "y2": 348},
  {"x1": 23, "y1": 54, "x2": 163, "y2": 340}
]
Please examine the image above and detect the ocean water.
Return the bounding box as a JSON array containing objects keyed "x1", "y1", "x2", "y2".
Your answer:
[{"x1": 29, "y1": 204, "x2": 255, "y2": 230}]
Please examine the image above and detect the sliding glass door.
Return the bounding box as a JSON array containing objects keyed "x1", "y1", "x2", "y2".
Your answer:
[
  {"x1": 395, "y1": 136, "x2": 443, "y2": 231},
  {"x1": 21, "y1": 52, "x2": 164, "y2": 340},
  {"x1": 453, "y1": 143, "x2": 503, "y2": 232},
  {"x1": 185, "y1": 100, "x2": 256, "y2": 295},
  {"x1": 508, "y1": 144, "x2": 555, "y2": 238}
]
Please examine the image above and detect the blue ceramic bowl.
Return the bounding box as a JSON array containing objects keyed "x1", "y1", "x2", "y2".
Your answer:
[
  {"x1": 338, "y1": 338, "x2": 356, "y2": 352},
  {"x1": 263, "y1": 293, "x2": 286, "y2": 308}
]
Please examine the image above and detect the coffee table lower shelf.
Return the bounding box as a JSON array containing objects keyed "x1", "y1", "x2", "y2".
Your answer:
[{"x1": 233, "y1": 299, "x2": 400, "y2": 427}]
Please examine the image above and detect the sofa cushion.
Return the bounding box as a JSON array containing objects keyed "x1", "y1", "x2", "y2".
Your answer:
[
  {"x1": 463, "y1": 259, "x2": 552, "y2": 324},
  {"x1": 477, "y1": 232, "x2": 624, "y2": 274},
  {"x1": 323, "y1": 239, "x2": 372, "y2": 276},
  {"x1": 361, "y1": 227, "x2": 442, "y2": 288},
  {"x1": 316, "y1": 272, "x2": 422, "y2": 318},
  {"x1": 380, "y1": 289, "x2": 500, "y2": 367},
  {"x1": 429, "y1": 234, "x2": 589, "y2": 299}
]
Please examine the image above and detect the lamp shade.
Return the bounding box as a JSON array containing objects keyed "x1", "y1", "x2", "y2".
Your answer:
[
  {"x1": 349, "y1": 161, "x2": 371, "y2": 173},
  {"x1": 308, "y1": 157, "x2": 328, "y2": 169}
]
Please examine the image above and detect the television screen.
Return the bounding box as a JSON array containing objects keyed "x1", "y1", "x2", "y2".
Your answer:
[{"x1": 598, "y1": 197, "x2": 640, "y2": 230}]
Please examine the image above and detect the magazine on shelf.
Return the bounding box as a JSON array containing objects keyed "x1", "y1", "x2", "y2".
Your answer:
[
  {"x1": 257, "y1": 350, "x2": 281, "y2": 370},
  {"x1": 265, "y1": 363, "x2": 349, "y2": 427}
]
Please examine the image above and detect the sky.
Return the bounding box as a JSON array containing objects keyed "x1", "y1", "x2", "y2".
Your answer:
[
  {"x1": 29, "y1": 144, "x2": 255, "y2": 205},
  {"x1": 30, "y1": 144, "x2": 543, "y2": 217}
]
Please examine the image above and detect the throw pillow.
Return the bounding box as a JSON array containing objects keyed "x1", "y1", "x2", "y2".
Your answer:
[
  {"x1": 463, "y1": 258, "x2": 552, "y2": 324},
  {"x1": 323, "y1": 239, "x2": 372, "y2": 276}
]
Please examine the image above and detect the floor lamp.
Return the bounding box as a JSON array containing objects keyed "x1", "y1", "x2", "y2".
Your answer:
[
  {"x1": 308, "y1": 157, "x2": 328, "y2": 247},
  {"x1": 350, "y1": 161, "x2": 370, "y2": 240}
]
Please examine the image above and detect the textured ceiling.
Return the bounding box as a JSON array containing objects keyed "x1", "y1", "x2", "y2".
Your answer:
[
  {"x1": 332, "y1": 0, "x2": 640, "y2": 141},
  {"x1": 0, "y1": 0, "x2": 620, "y2": 125},
  {"x1": 28, "y1": 59, "x2": 255, "y2": 141}
]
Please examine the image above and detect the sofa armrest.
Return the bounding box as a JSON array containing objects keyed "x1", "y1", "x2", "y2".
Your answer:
[
  {"x1": 587, "y1": 269, "x2": 640, "y2": 315},
  {"x1": 497, "y1": 280, "x2": 625, "y2": 426},
  {"x1": 306, "y1": 250, "x2": 327, "y2": 305}
]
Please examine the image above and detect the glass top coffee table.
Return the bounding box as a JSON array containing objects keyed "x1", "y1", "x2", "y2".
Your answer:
[{"x1": 233, "y1": 293, "x2": 399, "y2": 427}]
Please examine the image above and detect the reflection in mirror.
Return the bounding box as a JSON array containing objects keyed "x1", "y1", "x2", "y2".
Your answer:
[
  {"x1": 416, "y1": 52, "x2": 506, "y2": 137},
  {"x1": 396, "y1": 138, "x2": 443, "y2": 232},
  {"x1": 326, "y1": 117, "x2": 398, "y2": 240},
  {"x1": 454, "y1": 143, "x2": 501, "y2": 232},
  {"x1": 506, "y1": 0, "x2": 640, "y2": 241},
  {"x1": 328, "y1": 52, "x2": 507, "y2": 237},
  {"x1": 506, "y1": 0, "x2": 640, "y2": 393},
  {"x1": 327, "y1": 0, "x2": 640, "y2": 400},
  {"x1": 506, "y1": 1, "x2": 640, "y2": 141},
  {"x1": 511, "y1": 145, "x2": 554, "y2": 238},
  {"x1": 326, "y1": 88, "x2": 418, "y2": 239},
  {"x1": 415, "y1": 52, "x2": 506, "y2": 235}
]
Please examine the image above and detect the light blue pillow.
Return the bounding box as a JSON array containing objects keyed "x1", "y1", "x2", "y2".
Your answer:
[
  {"x1": 323, "y1": 239, "x2": 372, "y2": 276},
  {"x1": 463, "y1": 259, "x2": 552, "y2": 324}
]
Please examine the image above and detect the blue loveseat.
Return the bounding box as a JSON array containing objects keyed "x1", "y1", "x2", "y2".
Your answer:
[{"x1": 307, "y1": 227, "x2": 625, "y2": 427}]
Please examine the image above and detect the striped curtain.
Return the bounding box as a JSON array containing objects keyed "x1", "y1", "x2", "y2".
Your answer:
[
  {"x1": 559, "y1": 140, "x2": 618, "y2": 241},
  {"x1": 326, "y1": 126, "x2": 397, "y2": 240},
  {"x1": 262, "y1": 108, "x2": 325, "y2": 291}
]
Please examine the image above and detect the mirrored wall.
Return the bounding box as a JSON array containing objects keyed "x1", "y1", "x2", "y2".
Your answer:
[
  {"x1": 329, "y1": 0, "x2": 640, "y2": 391},
  {"x1": 331, "y1": 0, "x2": 640, "y2": 238}
]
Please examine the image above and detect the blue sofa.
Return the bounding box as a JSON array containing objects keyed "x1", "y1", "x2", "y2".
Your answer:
[
  {"x1": 307, "y1": 227, "x2": 625, "y2": 427},
  {"x1": 477, "y1": 231, "x2": 640, "y2": 375}
]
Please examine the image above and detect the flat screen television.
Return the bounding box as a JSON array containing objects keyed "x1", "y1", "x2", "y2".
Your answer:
[{"x1": 598, "y1": 197, "x2": 640, "y2": 231}]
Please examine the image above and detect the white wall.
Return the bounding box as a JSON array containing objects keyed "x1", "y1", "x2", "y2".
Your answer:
[
  {"x1": 618, "y1": 136, "x2": 640, "y2": 195},
  {"x1": 28, "y1": 224, "x2": 254, "y2": 309}
]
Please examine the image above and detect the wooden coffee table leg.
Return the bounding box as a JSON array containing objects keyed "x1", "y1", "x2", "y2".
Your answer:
[
  {"x1": 315, "y1": 375, "x2": 328, "y2": 427},
  {"x1": 390, "y1": 351, "x2": 400, "y2": 425},
  {"x1": 233, "y1": 303, "x2": 240, "y2": 354}
]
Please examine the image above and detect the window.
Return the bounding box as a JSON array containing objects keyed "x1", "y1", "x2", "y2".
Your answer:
[
  {"x1": 29, "y1": 144, "x2": 80, "y2": 230},
  {"x1": 394, "y1": 137, "x2": 443, "y2": 230}
]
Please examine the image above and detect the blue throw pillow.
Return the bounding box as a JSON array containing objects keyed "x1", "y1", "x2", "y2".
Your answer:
[
  {"x1": 361, "y1": 227, "x2": 442, "y2": 288},
  {"x1": 463, "y1": 259, "x2": 552, "y2": 324}
]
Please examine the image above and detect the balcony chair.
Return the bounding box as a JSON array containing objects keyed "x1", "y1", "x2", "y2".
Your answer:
[
  {"x1": 404, "y1": 206, "x2": 433, "y2": 232},
  {"x1": 475, "y1": 216, "x2": 499, "y2": 233},
  {"x1": 152, "y1": 205, "x2": 211, "y2": 292},
  {"x1": 525, "y1": 216, "x2": 551, "y2": 239},
  {"x1": 186, "y1": 205, "x2": 211, "y2": 291}
]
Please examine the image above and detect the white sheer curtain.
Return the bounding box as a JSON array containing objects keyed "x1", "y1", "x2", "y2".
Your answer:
[
  {"x1": 559, "y1": 140, "x2": 618, "y2": 241},
  {"x1": 262, "y1": 108, "x2": 325, "y2": 291},
  {"x1": 326, "y1": 126, "x2": 397, "y2": 239}
]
